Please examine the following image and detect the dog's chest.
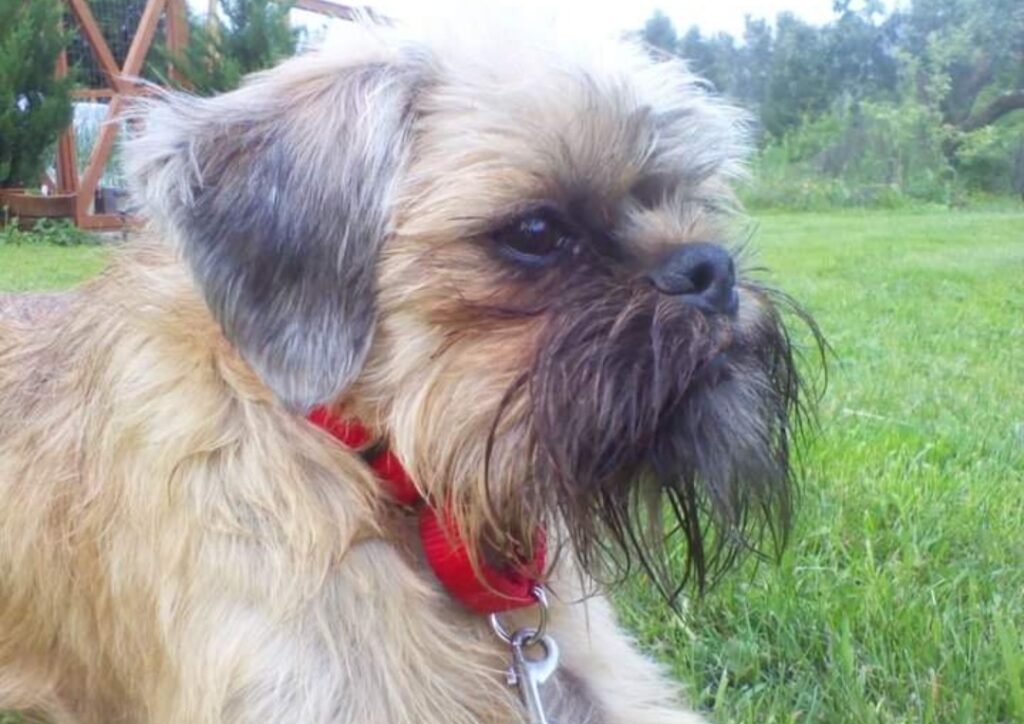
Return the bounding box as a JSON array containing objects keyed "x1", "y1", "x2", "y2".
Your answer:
[{"x1": 380, "y1": 512, "x2": 606, "y2": 723}]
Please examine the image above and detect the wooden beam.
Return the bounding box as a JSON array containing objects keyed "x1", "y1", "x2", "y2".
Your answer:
[
  {"x1": 77, "y1": 213, "x2": 126, "y2": 230},
  {"x1": 122, "y1": 0, "x2": 167, "y2": 77},
  {"x1": 55, "y1": 46, "x2": 79, "y2": 194},
  {"x1": 75, "y1": 94, "x2": 125, "y2": 222},
  {"x1": 66, "y1": 0, "x2": 126, "y2": 93},
  {"x1": 70, "y1": 0, "x2": 167, "y2": 226},
  {"x1": 165, "y1": 0, "x2": 189, "y2": 85}
]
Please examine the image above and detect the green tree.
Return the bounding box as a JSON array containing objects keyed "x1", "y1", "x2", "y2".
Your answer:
[
  {"x1": 895, "y1": 0, "x2": 1024, "y2": 133},
  {"x1": 824, "y1": 1, "x2": 898, "y2": 101},
  {"x1": 0, "y1": 0, "x2": 74, "y2": 188},
  {"x1": 735, "y1": 16, "x2": 773, "y2": 115},
  {"x1": 642, "y1": 10, "x2": 678, "y2": 54},
  {"x1": 762, "y1": 13, "x2": 831, "y2": 138},
  {"x1": 159, "y1": 0, "x2": 300, "y2": 95},
  {"x1": 640, "y1": 3, "x2": 1024, "y2": 200},
  {"x1": 677, "y1": 27, "x2": 739, "y2": 95}
]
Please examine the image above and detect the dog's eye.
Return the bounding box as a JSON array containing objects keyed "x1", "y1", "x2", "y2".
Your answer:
[{"x1": 494, "y1": 210, "x2": 573, "y2": 265}]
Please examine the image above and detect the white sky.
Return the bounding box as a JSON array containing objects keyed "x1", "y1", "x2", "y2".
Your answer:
[
  {"x1": 189, "y1": 1, "x2": 890, "y2": 41},
  {"x1": 351, "y1": 0, "x2": 841, "y2": 38}
]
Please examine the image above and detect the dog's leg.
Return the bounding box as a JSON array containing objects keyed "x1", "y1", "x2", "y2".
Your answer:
[{"x1": 149, "y1": 539, "x2": 520, "y2": 724}]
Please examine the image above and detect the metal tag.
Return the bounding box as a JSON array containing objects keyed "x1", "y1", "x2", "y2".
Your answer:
[{"x1": 507, "y1": 629, "x2": 560, "y2": 724}]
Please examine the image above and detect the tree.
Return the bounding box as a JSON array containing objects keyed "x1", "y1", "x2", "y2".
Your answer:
[
  {"x1": 677, "y1": 27, "x2": 738, "y2": 94},
  {"x1": 890, "y1": 0, "x2": 1024, "y2": 133},
  {"x1": 761, "y1": 13, "x2": 832, "y2": 138},
  {"x1": 0, "y1": 0, "x2": 74, "y2": 188},
  {"x1": 638, "y1": 3, "x2": 1023, "y2": 196},
  {"x1": 158, "y1": 0, "x2": 300, "y2": 95},
  {"x1": 735, "y1": 16, "x2": 773, "y2": 114},
  {"x1": 643, "y1": 10, "x2": 678, "y2": 54}
]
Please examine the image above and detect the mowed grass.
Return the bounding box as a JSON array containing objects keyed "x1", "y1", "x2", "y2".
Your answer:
[
  {"x1": 1, "y1": 208, "x2": 1022, "y2": 722},
  {"x1": 0, "y1": 242, "x2": 106, "y2": 291}
]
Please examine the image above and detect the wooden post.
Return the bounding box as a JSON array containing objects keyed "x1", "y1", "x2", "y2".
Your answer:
[
  {"x1": 166, "y1": 0, "x2": 189, "y2": 85},
  {"x1": 54, "y1": 45, "x2": 79, "y2": 196}
]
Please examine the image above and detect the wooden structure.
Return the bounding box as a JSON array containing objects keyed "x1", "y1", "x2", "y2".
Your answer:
[
  {"x1": 54, "y1": 0, "x2": 188, "y2": 229},
  {"x1": 56, "y1": 0, "x2": 360, "y2": 230}
]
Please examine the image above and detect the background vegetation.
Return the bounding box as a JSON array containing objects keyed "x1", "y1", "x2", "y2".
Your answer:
[
  {"x1": 0, "y1": 0, "x2": 73, "y2": 188},
  {"x1": 155, "y1": 0, "x2": 300, "y2": 94},
  {"x1": 643, "y1": 0, "x2": 1024, "y2": 209}
]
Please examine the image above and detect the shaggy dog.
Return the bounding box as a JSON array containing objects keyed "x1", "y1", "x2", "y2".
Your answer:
[{"x1": 0, "y1": 18, "x2": 816, "y2": 724}]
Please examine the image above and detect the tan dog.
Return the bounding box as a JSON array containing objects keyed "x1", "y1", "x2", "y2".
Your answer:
[{"x1": 0, "y1": 18, "x2": 816, "y2": 724}]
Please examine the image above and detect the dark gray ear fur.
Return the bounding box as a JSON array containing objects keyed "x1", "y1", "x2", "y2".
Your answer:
[{"x1": 127, "y1": 52, "x2": 417, "y2": 411}]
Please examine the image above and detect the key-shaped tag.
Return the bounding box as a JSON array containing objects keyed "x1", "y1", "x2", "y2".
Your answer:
[{"x1": 508, "y1": 629, "x2": 560, "y2": 724}]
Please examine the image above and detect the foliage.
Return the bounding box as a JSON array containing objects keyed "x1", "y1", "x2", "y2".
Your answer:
[
  {"x1": 154, "y1": 0, "x2": 300, "y2": 95},
  {"x1": 0, "y1": 218, "x2": 102, "y2": 247},
  {"x1": 643, "y1": 0, "x2": 1024, "y2": 207},
  {"x1": 0, "y1": 0, "x2": 74, "y2": 188},
  {"x1": 743, "y1": 98, "x2": 961, "y2": 209}
]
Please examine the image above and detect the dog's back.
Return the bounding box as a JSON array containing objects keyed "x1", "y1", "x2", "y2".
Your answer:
[
  {"x1": 0, "y1": 249, "x2": 309, "y2": 721},
  {"x1": 0, "y1": 292, "x2": 76, "y2": 326},
  {"x1": 0, "y1": 253, "x2": 183, "y2": 721}
]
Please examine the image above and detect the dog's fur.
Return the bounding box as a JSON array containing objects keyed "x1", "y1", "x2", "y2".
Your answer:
[{"x1": 0, "y1": 18, "x2": 816, "y2": 724}]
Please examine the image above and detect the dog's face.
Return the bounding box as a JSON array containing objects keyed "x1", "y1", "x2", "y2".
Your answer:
[{"x1": 129, "y1": 21, "x2": 818, "y2": 599}]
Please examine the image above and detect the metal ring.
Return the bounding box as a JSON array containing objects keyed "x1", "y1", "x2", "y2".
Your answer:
[{"x1": 488, "y1": 584, "x2": 548, "y2": 648}]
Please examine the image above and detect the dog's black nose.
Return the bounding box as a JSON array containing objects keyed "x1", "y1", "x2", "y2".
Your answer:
[{"x1": 647, "y1": 242, "x2": 738, "y2": 315}]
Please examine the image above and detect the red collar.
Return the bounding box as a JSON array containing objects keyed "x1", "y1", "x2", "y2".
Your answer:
[{"x1": 308, "y1": 407, "x2": 545, "y2": 614}]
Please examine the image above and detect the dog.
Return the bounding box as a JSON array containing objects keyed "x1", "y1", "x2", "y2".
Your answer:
[{"x1": 0, "y1": 17, "x2": 816, "y2": 724}]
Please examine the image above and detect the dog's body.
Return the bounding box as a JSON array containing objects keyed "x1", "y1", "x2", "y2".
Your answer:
[
  {"x1": 0, "y1": 245, "x2": 692, "y2": 723},
  {"x1": 0, "y1": 19, "x2": 812, "y2": 724}
]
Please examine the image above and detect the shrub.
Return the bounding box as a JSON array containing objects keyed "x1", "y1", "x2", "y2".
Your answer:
[
  {"x1": 0, "y1": 0, "x2": 74, "y2": 188},
  {"x1": 0, "y1": 218, "x2": 100, "y2": 246},
  {"x1": 743, "y1": 98, "x2": 967, "y2": 209}
]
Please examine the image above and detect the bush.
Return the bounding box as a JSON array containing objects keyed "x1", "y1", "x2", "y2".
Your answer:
[
  {"x1": 0, "y1": 0, "x2": 74, "y2": 188},
  {"x1": 954, "y1": 115, "x2": 1024, "y2": 197},
  {"x1": 743, "y1": 98, "x2": 971, "y2": 209},
  {"x1": 0, "y1": 218, "x2": 100, "y2": 247}
]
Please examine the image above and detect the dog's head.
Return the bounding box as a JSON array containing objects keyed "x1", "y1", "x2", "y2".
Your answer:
[{"x1": 128, "y1": 20, "x2": 821, "y2": 600}]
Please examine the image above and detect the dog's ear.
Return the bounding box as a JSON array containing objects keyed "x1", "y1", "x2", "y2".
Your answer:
[{"x1": 127, "y1": 48, "x2": 417, "y2": 411}]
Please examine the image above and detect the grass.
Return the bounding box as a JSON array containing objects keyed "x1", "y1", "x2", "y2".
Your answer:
[
  {"x1": 0, "y1": 242, "x2": 106, "y2": 291},
  {"x1": 1, "y1": 208, "x2": 1022, "y2": 722}
]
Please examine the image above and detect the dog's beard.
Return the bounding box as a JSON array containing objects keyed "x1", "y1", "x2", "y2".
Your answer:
[{"x1": 487, "y1": 271, "x2": 818, "y2": 604}]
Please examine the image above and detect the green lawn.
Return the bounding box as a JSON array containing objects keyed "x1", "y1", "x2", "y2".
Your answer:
[
  {"x1": 1, "y1": 208, "x2": 1022, "y2": 723},
  {"x1": 0, "y1": 242, "x2": 106, "y2": 291}
]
